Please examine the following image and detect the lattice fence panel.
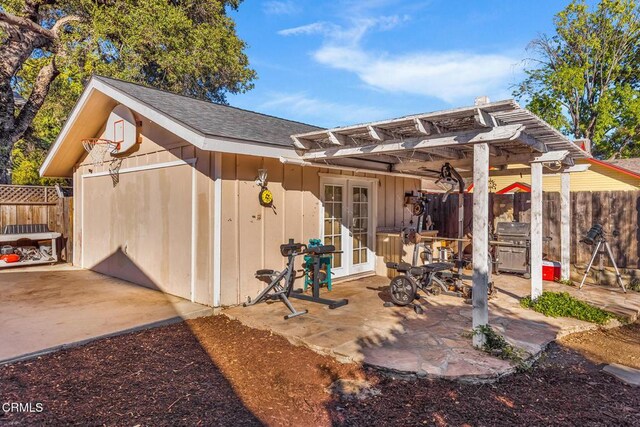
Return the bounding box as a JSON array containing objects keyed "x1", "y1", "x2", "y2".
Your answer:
[{"x1": 0, "y1": 185, "x2": 67, "y2": 204}]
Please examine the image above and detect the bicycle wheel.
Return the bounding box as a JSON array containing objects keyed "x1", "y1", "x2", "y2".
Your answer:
[{"x1": 389, "y1": 275, "x2": 417, "y2": 306}]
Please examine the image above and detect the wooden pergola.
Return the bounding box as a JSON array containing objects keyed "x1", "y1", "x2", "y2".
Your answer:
[{"x1": 290, "y1": 99, "x2": 591, "y2": 345}]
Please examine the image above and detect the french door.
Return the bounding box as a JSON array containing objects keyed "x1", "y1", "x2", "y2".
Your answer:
[{"x1": 321, "y1": 176, "x2": 376, "y2": 278}]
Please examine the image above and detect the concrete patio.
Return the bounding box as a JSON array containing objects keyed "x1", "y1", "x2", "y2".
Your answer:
[
  {"x1": 0, "y1": 264, "x2": 213, "y2": 364},
  {"x1": 225, "y1": 274, "x2": 640, "y2": 381}
]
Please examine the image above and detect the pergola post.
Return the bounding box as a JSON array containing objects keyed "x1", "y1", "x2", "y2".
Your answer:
[
  {"x1": 472, "y1": 143, "x2": 490, "y2": 346},
  {"x1": 530, "y1": 162, "x2": 543, "y2": 299},
  {"x1": 560, "y1": 172, "x2": 571, "y2": 281}
]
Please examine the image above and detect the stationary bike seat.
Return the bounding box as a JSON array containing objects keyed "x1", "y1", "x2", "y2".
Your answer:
[
  {"x1": 411, "y1": 262, "x2": 454, "y2": 275},
  {"x1": 255, "y1": 269, "x2": 276, "y2": 276}
]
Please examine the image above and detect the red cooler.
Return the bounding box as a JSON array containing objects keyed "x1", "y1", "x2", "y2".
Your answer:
[{"x1": 542, "y1": 260, "x2": 561, "y2": 281}]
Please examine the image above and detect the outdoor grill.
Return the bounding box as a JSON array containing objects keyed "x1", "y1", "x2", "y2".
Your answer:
[{"x1": 494, "y1": 222, "x2": 531, "y2": 277}]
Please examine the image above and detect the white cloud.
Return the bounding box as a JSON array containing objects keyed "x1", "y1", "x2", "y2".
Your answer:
[
  {"x1": 258, "y1": 92, "x2": 391, "y2": 126},
  {"x1": 278, "y1": 15, "x2": 408, "y2": 42},
  {"x1": 279, "y1": 15, "x2": 522, "y2": 104},
  {"x1": 278, "y1": 22, "x2": 331, "y2": 36},
  {"x1": 263, "y1": 1, "x2": 300, "y2": 15},
  {"x1": 314, "y1": 46, "x2": 521, "y2": 103}
]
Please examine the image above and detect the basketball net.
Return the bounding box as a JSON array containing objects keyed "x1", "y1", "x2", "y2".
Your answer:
[
  {"x1": 82, "y1": 139, "x2": 119, "y2": 165},
  {"x1": 82, "y1": 138, "x2": 123, "y2": 186}
]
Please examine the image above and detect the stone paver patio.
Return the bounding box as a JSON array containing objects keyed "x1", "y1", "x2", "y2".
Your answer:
[{"x1": 225, "y1": 274, "x2": 640, "y2": 381}]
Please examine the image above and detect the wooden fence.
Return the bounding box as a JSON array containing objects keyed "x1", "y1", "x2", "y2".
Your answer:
[
  {"x1": 0, "y1": 184, "x2": 73, "y2": 261},
  {"x1": 422, "y1": 191, "x2": 640, "y2": 269}
]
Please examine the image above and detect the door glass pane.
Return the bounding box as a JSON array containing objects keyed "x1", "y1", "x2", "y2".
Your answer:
[
  {"x1": 351, "y1": 185, "x2": 370, "y2": 266},
  {"x1": 323, "y1": 184, "x2": 343, "y2": 269},
  {"x1": 325, "y1": 185, "x2": 333, "y2": 200},
  {"x1": 360, "y1": 188, "x2": 368, "y2": 202},
  {"x1": 334, "y1": 202, "x2": 342, "y2": 219}
]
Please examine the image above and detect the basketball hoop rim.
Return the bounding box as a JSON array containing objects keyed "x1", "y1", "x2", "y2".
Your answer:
[{"x1": 81, "y1": 138, "x2": 121, "y2": 152}]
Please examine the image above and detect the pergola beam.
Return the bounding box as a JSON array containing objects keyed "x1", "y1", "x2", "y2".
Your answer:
[
  {"x1": 328, "y1": 131, "x2": 349, "y2": 145},
  {"x1": 292, "y1": 135, "x2": 313, "y2": 149},
  {"x1": 414, "y1": 118, "x2": 440, "y2": 135},
  {"x1": 322, "y1": 157, "x2": 392, "y2": 172},
  {"x1": 302, "y1": 124, "x2": 525, "y2": 161},
  {"x1": 517, "y1": 131, "x2": 548, "y2": 153},
  {"x1": 532, "y1": 149, "x2": 572, "y2": 165},
  {"x1": 368, "y1": 125, "x2": 395, "y2": 141},
  {"x1": 391, "y1": 152, "x2": 540, "y2": 173},
  {"x1": 474, "y1": 108, "x2": 497, "y2": 128},
  {"x1": 417, "y1": 147, "x2": 463, "y2": 160}
]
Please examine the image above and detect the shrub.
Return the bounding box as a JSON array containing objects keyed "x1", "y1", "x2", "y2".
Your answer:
[
  {"x1": 472, "y1": 324, "x2": 526, "y2": 365},
  {"x1": 520, "y1": 291, "x2": 614, "y2": 325}
]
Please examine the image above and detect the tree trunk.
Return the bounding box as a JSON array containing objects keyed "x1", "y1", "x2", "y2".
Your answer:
[
  {"x1": 0, "y1": 10, "x2": 60, "y2": 184},
  {"x1": 0, "y1": 133, "x2": 12, "y2": 184}
]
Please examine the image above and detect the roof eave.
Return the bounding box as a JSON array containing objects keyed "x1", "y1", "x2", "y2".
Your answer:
[{"x1": 40, "y1": 77, "x2": 300, "y2": 177}]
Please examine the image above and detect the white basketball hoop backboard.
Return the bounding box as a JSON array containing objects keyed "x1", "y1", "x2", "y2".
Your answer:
[
  {"x1": 105, "y1": 104, "x2": 137, "y2": 153},
  {"x1": 113, "y1": 119, "x2": 125, "y2": 144}
]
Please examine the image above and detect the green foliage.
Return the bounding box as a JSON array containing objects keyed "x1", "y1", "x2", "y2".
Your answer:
[
  {"x1": 556, "y1": 278, "x2": 575, "y2": 286},
  {"x1": 472, "y1": 325, "x2": 526, "y2": 365},
  {"x1": 10, "y1": 140, "x2": 68, "y2": 185},
  {"x1": 6, "y1": 0, "x2": 256, "y2": 182},
  {"x1": 520, "y1": 291, "x2": 614, "y2": 324},
  {"x1": 514, "y1": 0, "x2": 640, "y2": 159},
  {"x1": 628, "y1": 278, "x2": 640, "y2": 292}
]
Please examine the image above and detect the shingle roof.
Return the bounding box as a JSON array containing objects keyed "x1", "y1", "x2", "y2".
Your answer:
[
  {"x1": 608, "y1": 158, "x2": 640, "y2": 175},
  {"x1": 95, "y1": 76, "x2": 322, "y2": 147}
]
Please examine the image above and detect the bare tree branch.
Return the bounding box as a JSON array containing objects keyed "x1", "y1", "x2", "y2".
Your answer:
[
  {"x1": 51, "y1": 15, "x2": 82, "y2": 38},
  {"x1": 0, "y1": 12, "x2": 55, "y2": 41},
  {"x1": 11, "y1": 59, "x2": 59, "y2": 144}
]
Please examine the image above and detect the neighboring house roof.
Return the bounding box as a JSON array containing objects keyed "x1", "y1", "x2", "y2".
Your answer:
[
  {"x1": 607, "y1": 158, "x2": 640, "y2": 177},
  {"x1": 496, "y1": 182, "x2": 531, "y2": 194},
  {"x1": 95, "y1": 76, "x2": 321, "y2": 147},
  {"x1": 40, "y1": 76, "x2": 323, "y2": 177}
]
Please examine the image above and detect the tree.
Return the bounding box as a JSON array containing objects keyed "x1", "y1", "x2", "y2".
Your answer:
[
  {"x1": 0, "y1": 0, "x2": 255, "y2": 183},
  {"x1": 514, "y1": 0, "x2": 640, "y2": 159}
]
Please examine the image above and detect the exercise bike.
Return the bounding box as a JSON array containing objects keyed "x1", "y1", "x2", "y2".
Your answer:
[
  {"x1": 386, "y1": 244, "x2": 496, "y2": 306},
  {"x1": 244, "y1": 239, "x2": 309, "y2": 319}
]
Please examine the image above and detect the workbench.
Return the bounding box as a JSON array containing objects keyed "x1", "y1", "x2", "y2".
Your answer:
[{"x1": 0, "y1": 231, "x2": 60, "y2": 268}]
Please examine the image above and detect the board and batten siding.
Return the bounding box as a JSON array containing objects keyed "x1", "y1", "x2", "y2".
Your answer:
[
  {"x1": 73, "y1": 117, "x2": 216, "y2": 305},
  {"x1": 73, "y1": 116, "x2": 420, "y2": 306},
  {"x1": 218, "y1": 153, "x2": 421, "y2": 306}
]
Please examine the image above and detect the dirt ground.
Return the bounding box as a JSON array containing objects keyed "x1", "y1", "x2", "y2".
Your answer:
[
  {"x1": 1, "y1": 316, "x2": 639, "y2": 426},
  {"x1": 558, "y1": 322, "x2": 640, "y2": 369}
]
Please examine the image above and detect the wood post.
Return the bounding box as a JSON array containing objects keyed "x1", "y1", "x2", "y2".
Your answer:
[
  {"x1": 472, "y1": 143, "x2": 489, "y2": 346},
  {"x1": 560, "y1": 172, "x2": 571, "y2": 280},
  {"x1": 530, "y1": 162, "x2": 543, "y2": 299}
]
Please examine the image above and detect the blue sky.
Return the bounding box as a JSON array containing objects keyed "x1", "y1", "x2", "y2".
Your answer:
[{"x1": 228, "y1": 0, "x2": 578, "y2": 128}]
